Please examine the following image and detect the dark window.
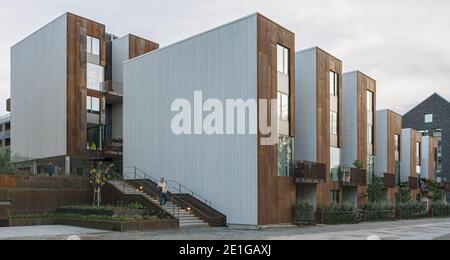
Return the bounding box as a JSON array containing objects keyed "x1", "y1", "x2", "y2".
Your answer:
[{"x1": 329, "y1": 71, "x2": 339, "y2": 96}]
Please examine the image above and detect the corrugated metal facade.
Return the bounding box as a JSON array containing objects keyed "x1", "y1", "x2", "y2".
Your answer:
[
  {"x1": 375, "y1": 110, "x2": 388, "y2": 176},
  {"x1": 295, "y1": 48, "x2": 317, "y2": 162},
  {"x1": 342, "y1": 72, "x2": 358, "y2": 166},
  {"x1": 112, "y1": 35, "x2": 129, "y2": 84},
  {"x1": 123, "y1": 15, "x2": 258, "y2": 225},
  {"x1": 401, "y1": 129, "x2": 412, "y2": 182},
  {"x1": 11, "y1": 14, "x2": 68, "y2": 161},
  {"x1": 422, "y1": 136, "x2": 431, "y2": 179}
]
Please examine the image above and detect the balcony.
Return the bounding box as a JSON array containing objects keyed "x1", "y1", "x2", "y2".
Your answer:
[
  {"x1": 409, "y1": 176, "x2": 419, "y2": 190},
  {"x1": 384, "y1": 173, "x2": 396, "y2": 188},
  {"x1": 101, "y1": 81, "x2": 123, "y2": 104},
  {"x1": 341, "y1": 167, "x2": 367, "y2": 186},
  {"x1": 294, "y1": 161, "x2": 326, "y2": 184}
]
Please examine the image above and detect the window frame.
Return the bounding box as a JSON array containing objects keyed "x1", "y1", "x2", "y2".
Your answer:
[
  {"x1": 277, "y1": 44, "x2": 289, "y2": 75},
  {"x1": 424, "y1": 114, "x2": 433, "y2": 124},
  {"x1": 87, "y1": 96, "x2": 101, "y2": 115},
  {"x1": 87, "y1": 36, "x2": 101, "y2": 56},
  {"x1": 329, "y1": 71, "x2": 339, "y2": 97}
]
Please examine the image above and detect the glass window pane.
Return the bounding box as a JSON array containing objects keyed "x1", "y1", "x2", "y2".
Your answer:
[
  {"x1": 281, "y1": 93, "x2": 289, "y2": 121},
  {"x1": 92, "y1": 97, "x2": 100, "y2": 113},
  {"x1": 330, "y1": 72, "x2": 335, "y2": 95},
  {"x1": 278, "y1": 136, "x2": 293, "y2": 177},
  {"x1": 330, "y1": 111, "x2": 337, "y2": 135},
  {"x1": 425, "y1": 114, "x2": 433, "y2": 123},
  {"x1": 92, "y1": 37, "x2": 100, "y2": 56},
  {"x1": 277, "y1": 45, "x2": 284, "y2": 73},
  {"x1": 87, "y1": 96, "x2": 92, "y2": 111},
  {"x1": 87, "y1": 36, "x2": 92, "y2": 54},
  {"x1": 367, "y1": 91, "x2": 373, "y2": 110},
  {"x1": 277, "y1": 92, "x2": 281, "y2": 120},
  {"x1": 284, "y1": 48, "x2": 289, "y2": 75},
  {"x1": 87, "y1": 63, "x2": 104, "y2": 91}
]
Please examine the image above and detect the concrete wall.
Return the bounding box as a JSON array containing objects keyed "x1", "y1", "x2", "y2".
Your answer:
[
  {"x1": 11, "y1": 14, "x2": 68, "y2": 161},
  {"x1": 123, "y1": 15, "x2": 258, "y2": 225}
]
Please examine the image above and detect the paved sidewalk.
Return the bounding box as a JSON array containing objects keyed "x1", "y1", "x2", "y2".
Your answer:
[
  {"x1": 2, "y1": 218, "x2": 450, "y2": 240},
  {"x1": 0, "y1": 225, "x2": 107, "y2": 240}
]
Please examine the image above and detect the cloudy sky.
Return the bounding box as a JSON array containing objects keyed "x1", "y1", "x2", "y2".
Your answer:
[{"x1": 1, "y1": 0, "x2": 449, "y2": 114}]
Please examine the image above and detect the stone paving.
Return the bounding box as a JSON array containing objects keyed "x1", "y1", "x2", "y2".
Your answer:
[{"x1": 2, "y1": 218, "x2": 450, "y2": 240}]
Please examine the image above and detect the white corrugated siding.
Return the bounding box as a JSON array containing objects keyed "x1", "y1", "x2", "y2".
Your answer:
[
  {"x1": 11, "y1": 14, "x2": 67, "y2": 161},
  {"x1": 295, "y1": 48, "x2": 317, "y2": 162},
  {"x1": 123, "y1": 15, "x2": 258, "y2": 225},
  {"x1": 375, "y1": 110, "x2": 388, "y2": 176},
  {"x1": 342, "y1": 72, "x2": 358, "y2": 166},
  {"x1": 112, "y1": 35, "x2": 129, "y2": 84},
  {"x1": 422, "y1": 136, "x2": 430, "y2": 179},
  {"x1": 401, "y1": 129, "x2": 412, "y2": 182}
]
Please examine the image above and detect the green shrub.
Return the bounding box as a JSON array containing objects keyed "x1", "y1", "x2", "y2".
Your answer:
[
  {"x1": 398, "y1": 202, "x2": 428, "y2": 219},
  {"x1": 432, "y1": 202, "x2": 450, "y2": 218},
  {"x1": 362, "y1": 202, "x2": 395, "y2": 222},
  {"x1": 320, "y1": 203, "x2": 356, "y2": 225},
  {"x1": 294, "y1": 201, "x2": 314, "y2": 224}
]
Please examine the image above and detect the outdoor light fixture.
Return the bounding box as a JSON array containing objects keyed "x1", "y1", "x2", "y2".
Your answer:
[
  {"x1": 139, "y1": 186, "x2": 144, "y2": 191},
  {"x1": 187, "y1": 207, "x2": 191, "y2": 211}
]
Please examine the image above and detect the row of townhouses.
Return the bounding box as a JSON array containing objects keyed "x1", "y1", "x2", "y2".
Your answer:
[{"x1": 6, "y1": 12, "x2": 450, "y2": 226}]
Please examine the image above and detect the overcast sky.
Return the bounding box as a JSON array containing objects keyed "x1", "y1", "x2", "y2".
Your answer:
[{"x1": 1, "y1": 0, "x2": 449, "y2": 114}]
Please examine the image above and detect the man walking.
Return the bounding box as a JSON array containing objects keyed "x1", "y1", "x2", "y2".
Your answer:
[{"x1": 157, "y1": 178, "x2": 168, "y2": 206}]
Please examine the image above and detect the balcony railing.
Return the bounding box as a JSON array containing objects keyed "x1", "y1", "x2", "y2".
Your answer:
[
  {"x1": 384, "y1": 173, "x2": 396, "y2": 188},
  {"x1": 294, "y1": 161, "x2": 326, "y2": 184},
  {"x1": 409, "y1": 176, "x2": 419, "y2": 190},
  {"x1": 341, "y1": 167, "x2": 367, "y2": 186}
]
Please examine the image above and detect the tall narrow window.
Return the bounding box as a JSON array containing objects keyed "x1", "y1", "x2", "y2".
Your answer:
[
  {"x1": 87, "y1": 63, "x2": 104, "y2": 91},
  {"x1": 87, "y1": 96, "x2": 100, "y2": 114},
  {"x1": 278, "y1": 136, "x2": 293, "y2": 177},
  {"x1": 329, "y1": 71, "x2": 339, "y2": 96},
  {"x1": 87, "y1": 36, "x2": 100, "y2": 56},
  {"x1": 277, "y1": 44, "x2": 289, "y2": 75},
  {"x1": 394, "y1": 134, "x2": 401, "y2": 162},
  {"x1": 277, "y1": 91, "x2": 289, "y2": 121},
  {"x1": 330, "y1": 111, "x2": 338, "y2": 135},
  {"x1": 416, "y1": 141, "x2": 421, "y2": 166}
]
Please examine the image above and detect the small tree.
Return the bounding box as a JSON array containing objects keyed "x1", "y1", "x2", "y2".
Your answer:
[
  {"x1": 367, "y1": 176, "x2": 386, "y2": 203},
  {"x1": 353, "y1": 160, "x2": 364, "y2": 170},
  {"x1": 90, "y1": 162, "x2": 114, "y2": 207},
  {"x1": 428, "y1": 180, "x2": 445, "y2": 202}
]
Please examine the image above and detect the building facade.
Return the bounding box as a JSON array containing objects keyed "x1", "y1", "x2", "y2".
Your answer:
[
  {"x1": 342, "y1": 71, "x2": 376, "y2": 206},
  {"x1": 402, "y1": 93, "x2": 450, "y2": 200},
  {"x1": 401, "y1": 128, "x2": 422, "y2": 201},
  {"x1": 295, "y1": 47, "x2": 343, "y2": 208},
  {"x1": 375, "y1": 109, "x2": 402, "y2": 206},
  {"x1": 123, "y1": 14, "x2": 296, "y2": 226},
  {"x1": 10, "y1": 13, "x2": 157, "y2": 175},
  {"x1": 0, "y1": 114, "x2": 11, "y2": 150}
]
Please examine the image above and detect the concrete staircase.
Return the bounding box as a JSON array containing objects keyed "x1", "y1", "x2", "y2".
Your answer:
[{"x1": 108, "y1": 181, "x2": 208, "y2": 228}]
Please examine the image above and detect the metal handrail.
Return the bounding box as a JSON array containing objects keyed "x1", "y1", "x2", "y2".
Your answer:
[
  {"x1": 107, "y1": 169, "x2": 180, "y2": 220},
  {"x1": 123, "y1": 166, "x2": 218, "y2": 221},
  {"x1": 124, "y1": 166, "x2": 213, "y2": 207}
]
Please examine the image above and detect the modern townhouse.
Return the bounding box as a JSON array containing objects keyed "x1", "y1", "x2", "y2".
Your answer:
[
  {"x1": 375, "y1": 109, "x2": 402, "y2": 206},
  {"x1": 123, "y1": 13, "x2": 296, "y2": 226},
  {"x1": 341, "y1": 71, "x2": 376, "y2": 206},
  {"x1": 420, "y1": 136, "x2": 439, "y2": 203},
  {"x1": 10, "y1": 13, "x2": 158, "y2": 175},
  {"x1": 403, "y1": 93, "x2": 450, "y2": 200},
  {"x1": 400, "y1": 128, "x2": 422, "y2": 201},
  {"x1": 295, "y1": 47, "x2": 343, "y2": 208}
]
